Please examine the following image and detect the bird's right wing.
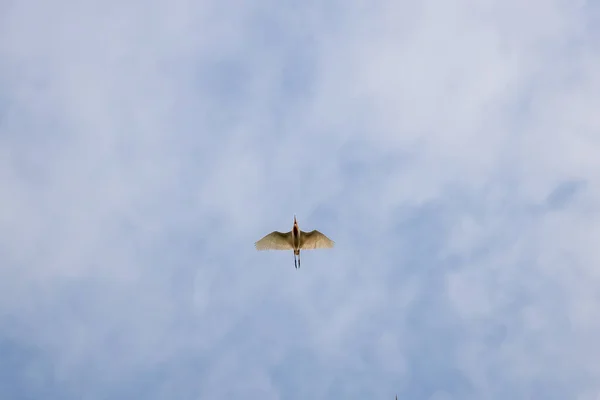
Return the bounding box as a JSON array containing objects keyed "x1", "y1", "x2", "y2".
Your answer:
[{"x1": 254, "y1": 231, "x2": 293, "y2": 251}]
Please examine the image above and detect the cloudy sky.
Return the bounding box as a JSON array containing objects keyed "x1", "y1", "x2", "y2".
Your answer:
[{"x1": 1, "y1": 0, "x2": 600, "y2": 399}]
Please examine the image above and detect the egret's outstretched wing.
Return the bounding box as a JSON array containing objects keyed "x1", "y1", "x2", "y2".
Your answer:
[
  {"x1": 299, "y1": 230, "x2": 335, "y2": 249},
  {"x1": 255, "y1": 231, "x2": 293, "y2": 251}
]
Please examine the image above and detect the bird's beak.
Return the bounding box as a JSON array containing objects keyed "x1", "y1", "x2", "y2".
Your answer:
[{"x1": 293, "y1": 214, "x2": 297, "y2": 224}]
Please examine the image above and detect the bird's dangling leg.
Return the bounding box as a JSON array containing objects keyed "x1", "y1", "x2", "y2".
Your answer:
[
  {"x1": 294, "y1": 254, "x2": 297, "y2": 269},
  {"x1": 298, "y1": 252, "x2": 301, "y2": 268}
]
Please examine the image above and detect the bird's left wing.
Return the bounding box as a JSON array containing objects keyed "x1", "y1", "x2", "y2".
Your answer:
[
  {"x1": 299, "y1": 230, "x2": 335, "y2": 249},
  {"x1": 255, "y1": 231, "x2": 293, "y2": 251}
]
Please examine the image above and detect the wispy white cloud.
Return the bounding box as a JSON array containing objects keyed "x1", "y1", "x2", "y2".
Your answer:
[{"x1": 1, "y1": 0, "x2": 600, "y2": 398}]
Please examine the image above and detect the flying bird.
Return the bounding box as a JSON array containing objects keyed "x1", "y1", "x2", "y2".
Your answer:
[{"x1": 254, "y1": 215, "x2": 334, "y2": 269}]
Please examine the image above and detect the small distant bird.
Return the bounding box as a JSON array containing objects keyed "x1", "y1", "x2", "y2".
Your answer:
[{"x1": 254, "y1": 215, "x2": 334, "y2": 269}]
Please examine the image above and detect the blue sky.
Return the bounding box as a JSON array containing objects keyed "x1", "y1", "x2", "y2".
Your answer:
[{"x1": 1, "y1": 0, "x2": 600, "y2": 399}]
